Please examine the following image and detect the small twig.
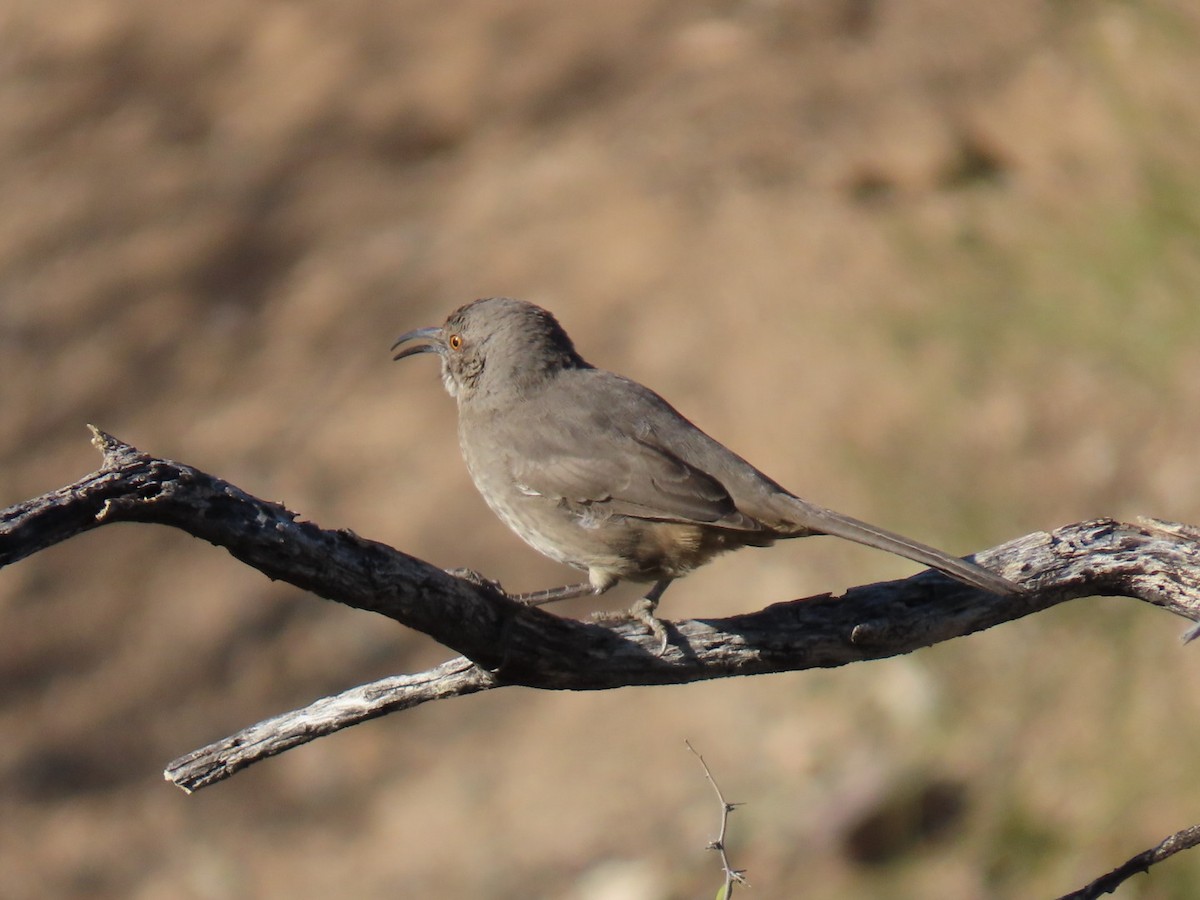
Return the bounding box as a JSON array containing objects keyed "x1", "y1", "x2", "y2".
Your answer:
[
  {"x1": 686, "y1": 740, "x2": 747, "y2": 897},
  {"x1": 1057, "y1": 822, "x2": 1200, "y2": 899}
]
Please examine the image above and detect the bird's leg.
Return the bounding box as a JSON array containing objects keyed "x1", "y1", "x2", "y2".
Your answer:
[
  {"x1": 509, "y1": 582, "x2": 596, "y2": 607},
  {"x1": 445, "y1": 569, "x2": 597, "y2": 606}
]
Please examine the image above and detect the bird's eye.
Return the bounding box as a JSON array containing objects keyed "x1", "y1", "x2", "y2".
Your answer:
[{"x1": 448, "y1": 333, "x2": 463, "y2": 351}]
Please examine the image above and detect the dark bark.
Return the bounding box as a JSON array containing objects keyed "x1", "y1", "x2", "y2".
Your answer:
[
  {"x1": 6, "y1": 428, "x2": 1200, "y2": 893},
  {"x1": 4, "y1": 429, "x2": 1200, "y2": 801}
]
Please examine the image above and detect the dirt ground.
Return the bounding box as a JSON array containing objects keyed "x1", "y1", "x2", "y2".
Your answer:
[{"x1": 3, "y1": 1, "x2": 1200, "y2": 897}]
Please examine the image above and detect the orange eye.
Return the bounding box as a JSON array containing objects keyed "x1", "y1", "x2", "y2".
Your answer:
[{"x1": 448, "y1": 333, "x2": 463, "y2": 351}]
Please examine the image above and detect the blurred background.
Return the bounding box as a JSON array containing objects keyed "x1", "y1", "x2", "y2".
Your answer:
[{"x1": 2, "y1": 1, "x2": 1200, "y2": 897}]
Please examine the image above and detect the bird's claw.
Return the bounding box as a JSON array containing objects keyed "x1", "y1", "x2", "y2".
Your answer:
[
  {"x1": 631, "y1": 596, "x2": 671, "y2": 655},
  {"x1": 445, "y1": 567, "x2": 506, "y2": 595},
  {"x1": 591, "y1": 596, "x2": 670, "y2": 654}
]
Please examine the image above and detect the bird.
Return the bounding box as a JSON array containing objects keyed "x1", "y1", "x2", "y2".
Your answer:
[{"x1": 392, "y1": 297, "x2": 1019, "y2": 647}]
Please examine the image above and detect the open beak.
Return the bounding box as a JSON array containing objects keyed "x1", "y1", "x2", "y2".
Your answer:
[{"x1": 390, "y1": 326, "x2": 443, "y2": 361}]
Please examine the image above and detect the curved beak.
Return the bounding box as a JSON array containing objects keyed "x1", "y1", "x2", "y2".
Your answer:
[{"x1": 391, "y1": 326, "x2": 443, "y2": 361}]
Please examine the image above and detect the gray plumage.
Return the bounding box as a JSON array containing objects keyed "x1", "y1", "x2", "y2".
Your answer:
[{"x1": 392, "y1": 297, "x2": 1019, "y2": 613}]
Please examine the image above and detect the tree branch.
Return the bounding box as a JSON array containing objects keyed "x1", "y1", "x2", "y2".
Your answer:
[
  {"x1": 6, "y1": 430, "x2": 1200, "y2": 891},
  {"x1": 1057, "y1": 823, "x2": 1200, "y2": 899},
  {"x1": 5, "y1": 429, "x2": 1200, "y2": 795},
  {"x1": 164, "y1": 656, "x2": 498, "y2": 791}
]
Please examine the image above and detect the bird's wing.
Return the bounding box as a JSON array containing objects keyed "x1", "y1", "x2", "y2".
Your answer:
[
  {"x1": 512, "y1": 437, "x2": 744, "y2": 525},
  {"x1": 504, "y1": 376, "x2": 762, "y2": 530}
]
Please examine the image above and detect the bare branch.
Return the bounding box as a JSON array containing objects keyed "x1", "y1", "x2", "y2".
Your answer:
[
  {"x1": 5, "y1": 429, "x2": 1200, "y2": 798},
  {"x1": 686, "y1": 740, "x2": 747, "y2": 897},
  {"x1": 165, "y1": 657, "x2": 498, "y2": 792},
  {"x1": 1057, "y1": 823, "x2": 1200, "y2": 899},
  {"x1": 6, "y1": 431, "x2": 1200, "y2": 892}
]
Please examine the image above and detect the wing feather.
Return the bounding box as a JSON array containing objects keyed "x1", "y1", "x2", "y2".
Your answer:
[{"x1": 502, "y1": 375, "x2": 761, "y2": 531}]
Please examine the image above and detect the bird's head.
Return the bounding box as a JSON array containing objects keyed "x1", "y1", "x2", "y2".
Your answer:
[{"x1": 392, "y1": 297, "x2": 586, "y2": 403}]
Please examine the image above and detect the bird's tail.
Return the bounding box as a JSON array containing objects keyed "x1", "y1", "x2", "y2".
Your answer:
[{"x1": 777, "y1": 496, "x2": 1021, "y2": 596}]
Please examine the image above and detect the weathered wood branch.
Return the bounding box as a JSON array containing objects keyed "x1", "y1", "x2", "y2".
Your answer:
[
  {"x1": 164, "y1": 657, "x2": 499, "y2": 791},
  {"x1": 6, "y1": 429, "x2": 1200, "y2": 894},
  {"x1": 4, "y1": 428, "x2": 1200, "y2": 794}
]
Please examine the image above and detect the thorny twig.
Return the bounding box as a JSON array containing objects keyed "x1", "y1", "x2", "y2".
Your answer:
[{"x1": 686, "y1": 740, "x2": 747, "y2": 897}]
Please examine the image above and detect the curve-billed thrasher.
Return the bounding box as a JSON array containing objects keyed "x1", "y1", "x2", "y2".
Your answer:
[{"x1": 393, "y1": 298, "x2": 1019, "y2": 645}]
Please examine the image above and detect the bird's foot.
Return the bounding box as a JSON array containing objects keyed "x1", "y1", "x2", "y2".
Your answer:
[
  {"x1": 632, "y1": 596, "x2": 671, "y2": 655},
  {"x1": 445, "y1": 567, "x2": 507, "y2": 595},
  {"x1": 591, "y1": 596, "x2": 670, "y2": 654}
]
